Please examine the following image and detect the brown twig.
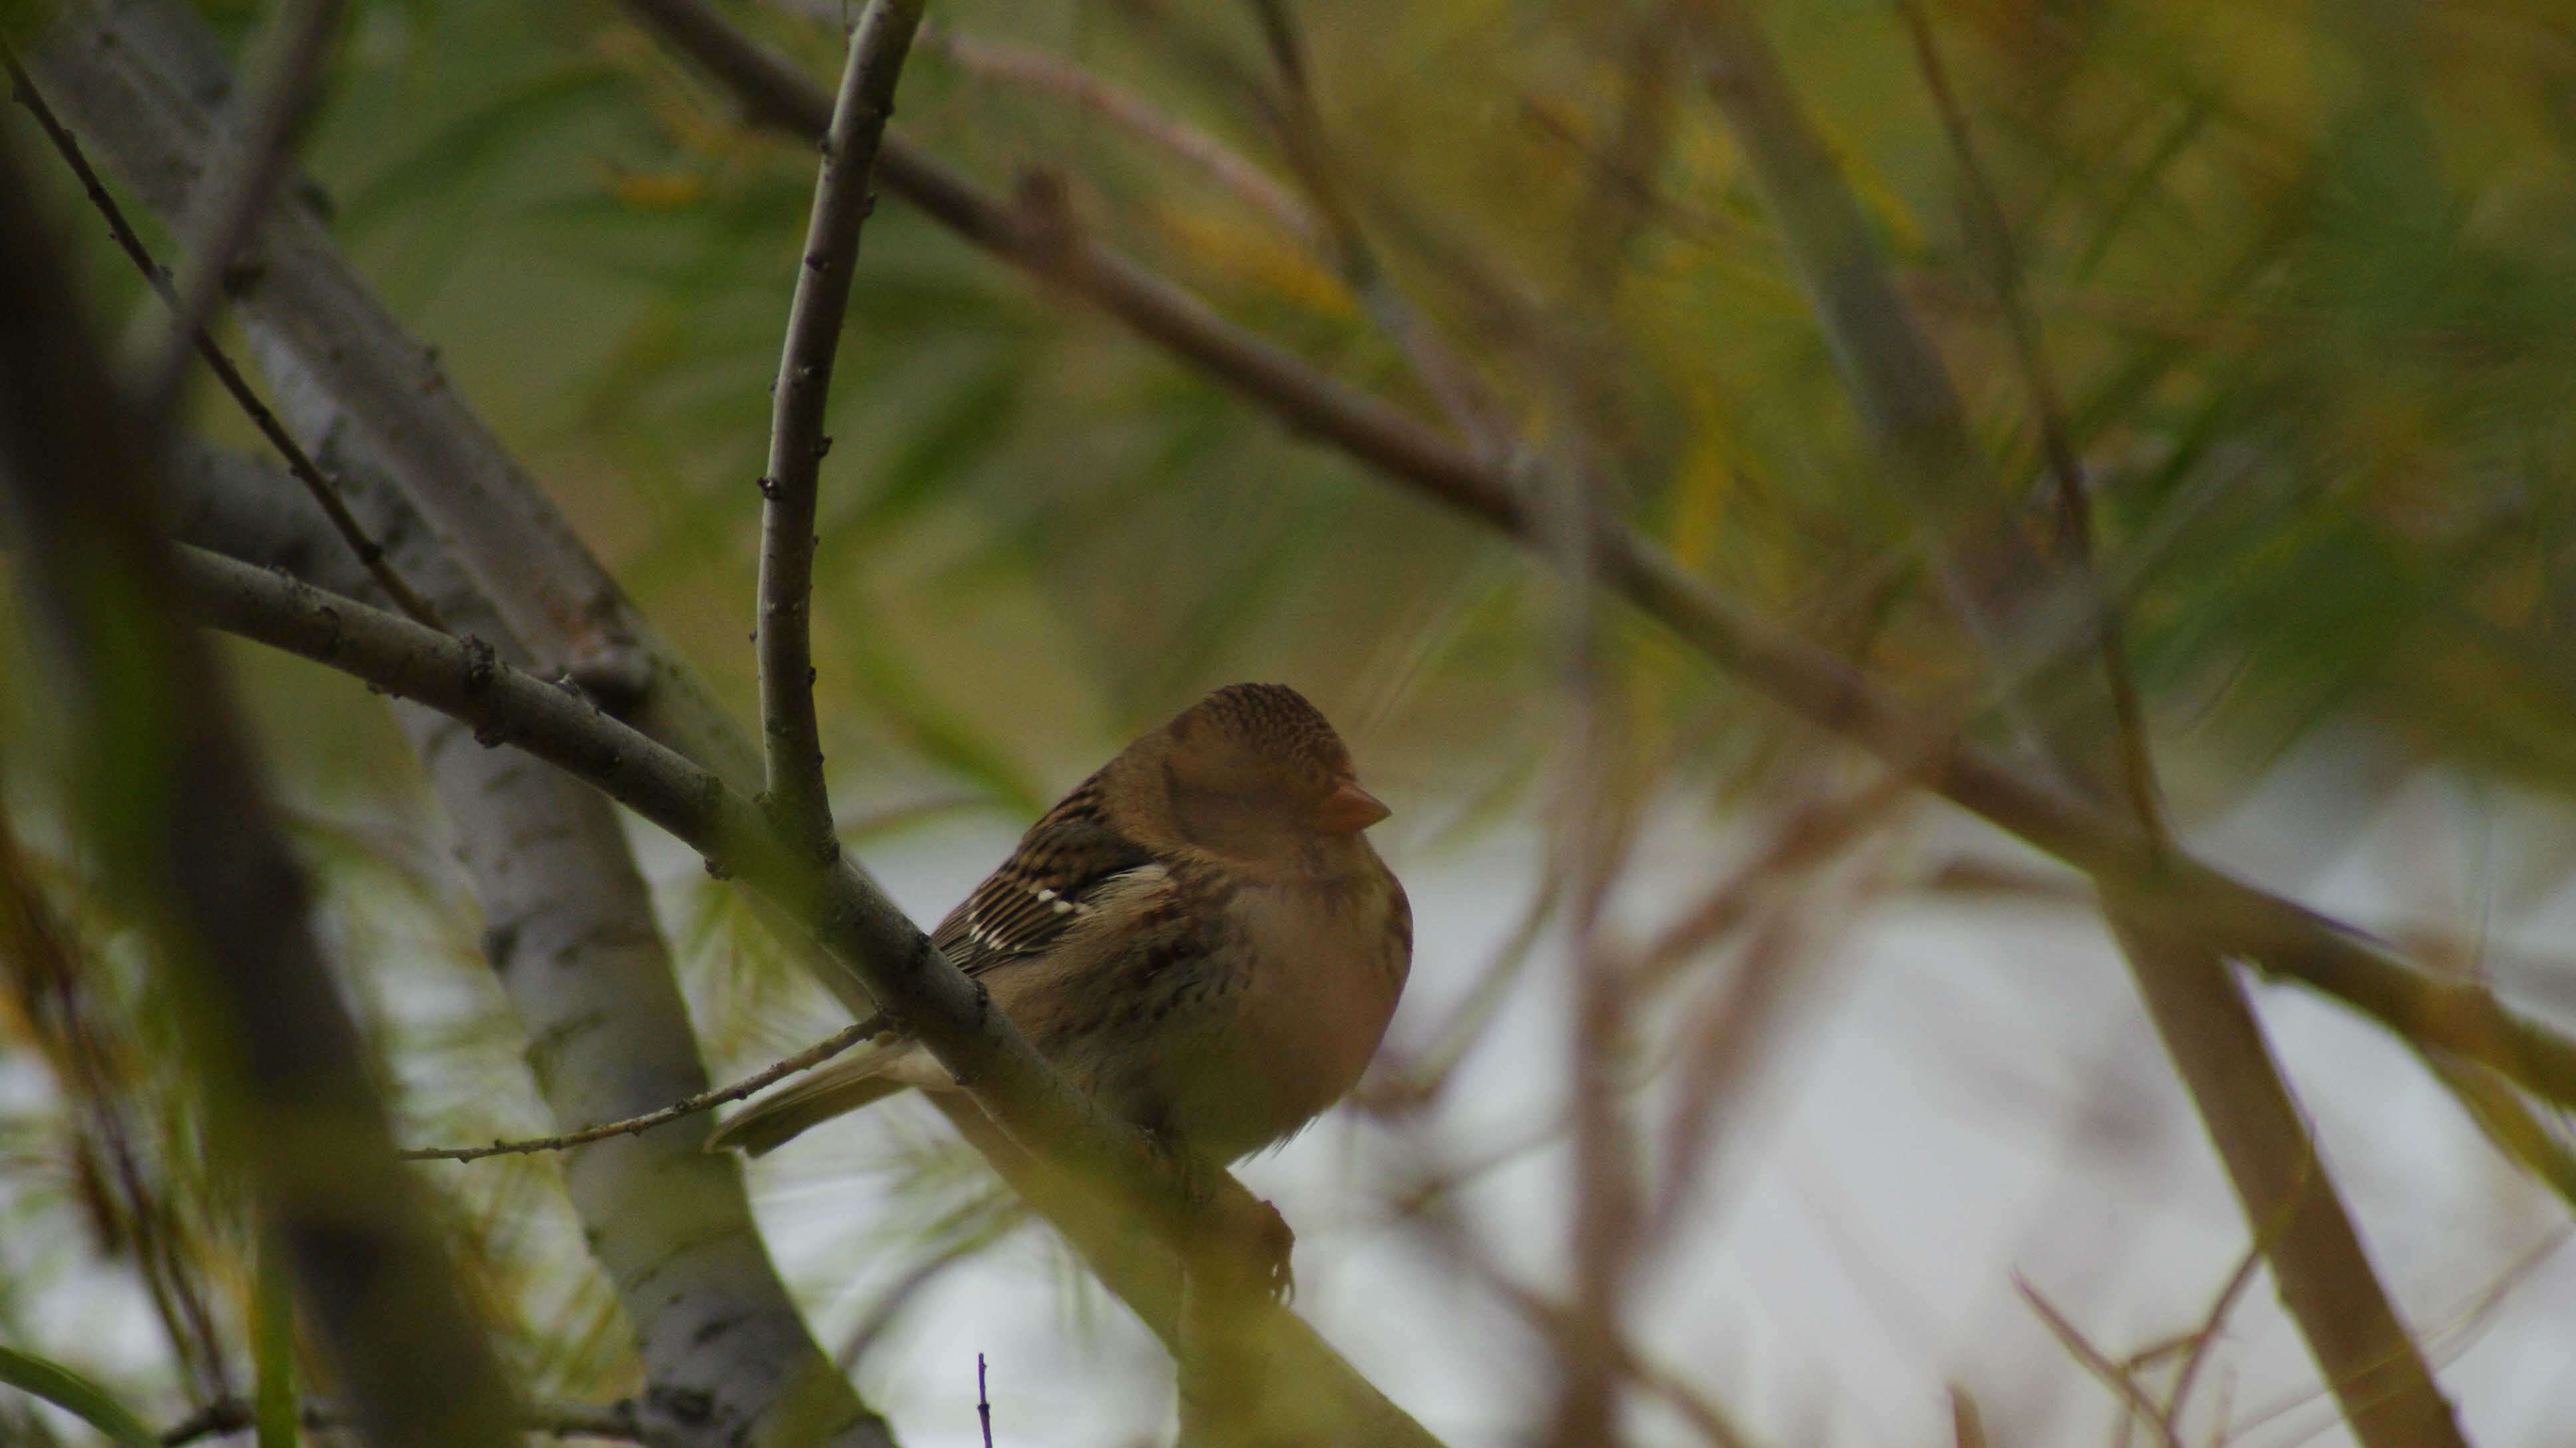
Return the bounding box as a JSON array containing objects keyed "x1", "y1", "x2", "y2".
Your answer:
[
  {"x1": 2164, "y1": 1230, "x2": 2269, "y2": 1431},
  {"x1": 134, "y1": 0, "x2": 345, "y2": 429},
  {"x1": 756, "y1": 0, "x2": 924, "y2": 858},
  {"x1": 2014, "y1": 1275, "x2": 2184, "y2": 1448},
  {"x1": 401, "y1": 1021, "x2": 877, "y2": 1162},
  {"x1": 1892, "y1": 0, "x2": 2164, "y2": 842},
  {"x1": 0, "y1": 816, "x2": 234, "y2": 1403},
  {"x1": 3, "y1": 55, "x2": 442, "y2": 629},
  {"x1": 917, "y1": 22, "x2": 1318, "y2": 244}
]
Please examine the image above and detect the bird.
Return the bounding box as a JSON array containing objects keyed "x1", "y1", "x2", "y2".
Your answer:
[{"x1": 708, "y1": 682, "x2": 1412, "y2": 1165}]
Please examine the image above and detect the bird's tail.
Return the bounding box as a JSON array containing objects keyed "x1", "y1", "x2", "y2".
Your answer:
[{"x1": 705, "y1": 1053, "x2": 913, "y2": 1157}]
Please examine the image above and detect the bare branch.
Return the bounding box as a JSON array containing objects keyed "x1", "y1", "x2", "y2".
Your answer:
[
  {"x1": 2016, "y1": 1276, "x2": 2183, "y2": 1448},
  {"x1": 170, "y1": 435, "x2": 893, "y2": 1446},
  {"x1": 917, "y1": 22, "x2": 1318, "y2": 244},
  {"x1": 3, "y1": 55, "x2": 442, "y2": 628},
  {"x1": 401, "y1": 1022, "x2": 876, "y2": 1162},
  {"x1": 756, "y1": 0, "x2": 923, "y2": 856},
  {"x1": 1891, "y1": 0, "x2": 2164, "y2": 839}
]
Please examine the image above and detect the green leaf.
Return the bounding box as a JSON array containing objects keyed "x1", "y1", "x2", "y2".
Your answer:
[{"x1": 0, "y1": 1344, "x2": 160, "y2": 1448}]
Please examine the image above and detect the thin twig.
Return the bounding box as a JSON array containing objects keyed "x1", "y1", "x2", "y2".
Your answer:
[
  {"x1": 2014, "y1": 1274, "x2": 2184, "y2": 1448},
  {"x1": 755, "y1": 0, "x2": 925, "y2": 857},
  {"x1": 976, "y1": 1353, "x2": 993, "y2": 1448},
  {"x1": 401, "y1": 1020, "x2": 877, "y2": 1161},
  {"x1": 1892, "y1": 0, "x2": 2166, "y2": 842},
  {"x1": 136, "y1": 0, "x2": 346, "y2": 429},
  {"x1": 1235, "y1": 0, "x2": 1510, "y2": 456},
  {"x1": 4, "y1": 54, "x2": 442, "y2": 629},
  {"x1": 1629, "y1": 771, "x2": 1916, "y2": 997},
  {"x1": 917, "y1": 21, "x2": 1318, "y2": 244},
  {"x1": 160, "y1": 1395, "x2": 645, "y2": 1445},
  {"x1": 2164, "y1": 1230, "x2": 2269, "y2": 1429}
]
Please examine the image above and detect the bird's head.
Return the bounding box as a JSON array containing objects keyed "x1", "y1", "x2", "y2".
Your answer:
[{"x1": 1118, "y1": 683, "x2": 1389, "y2": 867}]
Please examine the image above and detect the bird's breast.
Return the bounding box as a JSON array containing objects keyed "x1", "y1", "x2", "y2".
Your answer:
[{"x1": 1178, "y1": 864, "x2": 1410, "y2": 1157}]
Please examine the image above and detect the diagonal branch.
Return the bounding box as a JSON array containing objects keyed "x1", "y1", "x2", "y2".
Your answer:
[
  {"x1": 1891, "y1": 0, "x2": 2163, "y2": 838},
  {"x1": 3, "y1": 53, "x2": 442, "y2": 628},
  {"x1": 170, "y1": 544, "x2": 1446, "y2": 1448},
  {"x1": 756, "y1": 0, "x2": 922, "y2": 858}
]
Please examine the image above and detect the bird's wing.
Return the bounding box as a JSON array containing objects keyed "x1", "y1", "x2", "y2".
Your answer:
[{"x1": 931, "y1": 774, "x2": 1160, "y2": 979}]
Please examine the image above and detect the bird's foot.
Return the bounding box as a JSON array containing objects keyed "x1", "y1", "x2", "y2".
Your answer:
[{"x1": 1148, "y1": 1127, "x2": 1295, "y2": 1302}]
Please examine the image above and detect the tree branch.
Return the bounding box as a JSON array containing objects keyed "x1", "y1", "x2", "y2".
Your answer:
[
  {"x1": 3, "y1": 53, "x2": 442, "y2": 628},
  {"x1": 756, "y1": 0, "x2": 921, "y2": 858},
  {"x1": 400, "y1": 1021, "x2": 875, "y2": 1162},
  {"x1": 915, "y1": 20, "x2": 1318, "y2": 244}
]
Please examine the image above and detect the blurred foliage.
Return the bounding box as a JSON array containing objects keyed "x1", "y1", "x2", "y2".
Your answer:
[{"x1": 171, "y1": 0, "x2": 2576, "y2": 826}]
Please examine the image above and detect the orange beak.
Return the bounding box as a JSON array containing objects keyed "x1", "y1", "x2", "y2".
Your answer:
[{"x1": 1315, "y1": 779, "x2": 1391, "y2": 834}]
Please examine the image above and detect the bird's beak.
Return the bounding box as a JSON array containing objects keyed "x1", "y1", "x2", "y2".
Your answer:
[{"x1": 1315, "y1": 779, "x2": 1391, "y2": 834}]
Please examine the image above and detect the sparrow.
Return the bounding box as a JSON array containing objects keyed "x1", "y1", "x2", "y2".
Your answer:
[{"x1": 709, "y1": 683, "x2": 1412, "y2": 1164}]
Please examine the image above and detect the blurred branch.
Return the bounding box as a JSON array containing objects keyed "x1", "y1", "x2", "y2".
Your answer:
[
  {"x1": 915, "y1": 21, "x2": 1319, "y2": 244},
  {"x1": 756, "y1": 0, "x2": 922, "y2": 857},
  {"x1": 27, "y1": 0, "x2": 734, "y2": 796},
  {"x1": 399, "y1": 1021, "x2": 875, "y2": 1162},
  {"x1": 0, "y1": 139, "x2": 519, "y2": 1448},
  {"x1": 158, "y1": 1397, "x2": 644, "y2": 1445},
  {"x1": 132, "y1": 0, "x2": 343, "y2": 429},
  {"x1": 1891, "y1": 0, "x2": 2163, "y2": 838},
  {"x1": 170, "y1": 426, "x2": 893, "y2": 1446},
  {"x1": 1233, "y1": 0, "x2": 1512, "y2": 454},
  {"x1": 2014, "y1": 1276, "x2": 2183, "y2": 1448},
  {"x1": 2166, "y1": 1231, "x2": 2268, "y2": 1431},
  {"x1": 1685, "y1": 1, "x2": 2465, "y2": 1441},
  {"x1": 168, "y1": 545, "x2": 1444, "y2": 1447},
  {"x1": 2, "y1": 55, "x2": 441, "y2": 627}
]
